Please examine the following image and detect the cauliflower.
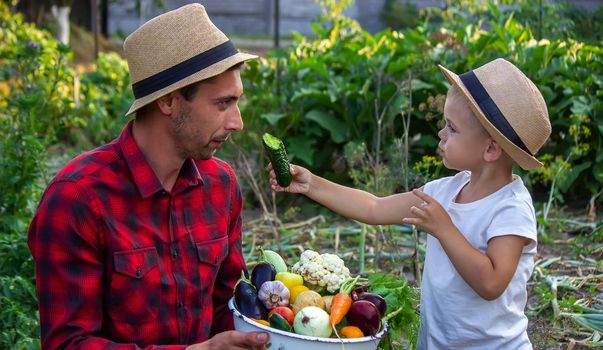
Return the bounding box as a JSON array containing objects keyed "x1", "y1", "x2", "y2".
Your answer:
[{"x1": 292, "y1": 250, "x2": 351, "y2": 293}]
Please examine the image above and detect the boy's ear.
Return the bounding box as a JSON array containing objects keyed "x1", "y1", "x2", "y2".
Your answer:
[{"x1": 484, "y1": 138, "x2": 504, "y2": 162}]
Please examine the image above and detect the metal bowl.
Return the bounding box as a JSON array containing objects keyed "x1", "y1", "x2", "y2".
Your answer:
[{"x1": 228, "y1": 297, "x2": 387, "y2": 350}]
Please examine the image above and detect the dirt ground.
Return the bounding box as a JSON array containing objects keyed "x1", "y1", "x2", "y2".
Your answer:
[
  {"x1": 241, "y1": 205, "x2": 602, "y2": 350},
  {"x1": 526, "y1": 229, "x2": 602, "y2": 350}
]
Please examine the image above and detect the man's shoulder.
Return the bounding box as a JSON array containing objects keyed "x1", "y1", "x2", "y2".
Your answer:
[{"x1": 53, "y1": 142, "x2": 122, "y2": 184}]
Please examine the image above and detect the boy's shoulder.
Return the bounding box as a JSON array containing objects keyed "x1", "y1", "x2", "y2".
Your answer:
[{"x1": 424, "y1": 171, "x2": 469, "y2": 191}]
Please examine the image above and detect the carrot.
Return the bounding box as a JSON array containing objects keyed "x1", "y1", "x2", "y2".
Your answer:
[{"x1": 329, "y1": 276, "x2": 360, "y2": 326}]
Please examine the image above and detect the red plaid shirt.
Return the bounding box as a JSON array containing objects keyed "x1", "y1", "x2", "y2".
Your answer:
[{"x1": 28, "y1": 121, "x2": 245, "y2": 349}]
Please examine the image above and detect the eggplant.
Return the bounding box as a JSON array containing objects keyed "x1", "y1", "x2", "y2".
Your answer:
[
  {"x1": 355, "y1": 292, "x2": 387, "y2": 317},
  {"x1": 346, "y1": 300, "x2": 381, "y2": 336},
  {"x1": 251, "y1": 262, "x2": 277, "y2": 290},
  {"x1": 234, "y1": 277, "x2": 267, "y2": 319}
]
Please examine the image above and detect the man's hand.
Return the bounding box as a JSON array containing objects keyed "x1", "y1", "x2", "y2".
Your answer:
[{"x1": 185, "y1": 331, "x2": 269, "y2": 350}]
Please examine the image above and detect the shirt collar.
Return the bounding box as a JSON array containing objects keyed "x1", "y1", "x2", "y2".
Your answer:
[{"x1": 119, "y1": 120, "x2": 202, "y2": 198}]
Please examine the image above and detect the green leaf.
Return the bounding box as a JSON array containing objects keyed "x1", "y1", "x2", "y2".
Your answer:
[
  {"x1": 304, "y1": 109, "x2": 347, "y2": 144},
  {"x1": 412, "y1": 79, "x2": 434, "y2": 91},
  {"x1": 557, "y1": 161, "x2": 591, "y2": 193},
  {"x1": 593, "y1": 163, "x2": 603, "y2": 184},
  {"x1": 414, "y1": 134, "x2": 439, "y2": 147},
  {"x1": 570, "y1": 96, "x2": 592, "y2": 115},
  {"x1": 260, "y1": 113, "x2": 287, "y2": 126},
  {"x1": 286, "y1": 136, "x2": 316, "y2": 166}
]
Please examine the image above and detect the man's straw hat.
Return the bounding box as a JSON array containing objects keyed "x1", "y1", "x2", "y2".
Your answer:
[
  {"x1": 439, "y1": 58, "x2": 551, "y2": 170},
  {"x1": 123, "y1": 3, "x2": 257, "y2": 116}
]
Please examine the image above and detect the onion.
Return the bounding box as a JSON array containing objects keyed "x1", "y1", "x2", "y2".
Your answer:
[
  {"x1": 346, "y1": 300, "x2": 381, "y2": 336},
  {"x1": 292, "y1": 306, "x2": 332, "y2": 338}
]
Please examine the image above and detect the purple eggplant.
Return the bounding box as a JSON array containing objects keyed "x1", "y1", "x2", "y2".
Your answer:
[
  {"x1": 251, "y1": 262, "x2": 276, "y2": 290},
  {"x1": 234, "y1": 277, "x2": 267, "y2": 319},
  {"x1": 355, "y1": 292, "x2": 387, "y2": 317},
  {"x1": 346, "y1": 300, "x2": 381, "y2": 336}
]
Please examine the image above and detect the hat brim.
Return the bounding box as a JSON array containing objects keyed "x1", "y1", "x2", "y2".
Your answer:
[
  {"x1": 438, "y1": 64, "x2": 542, "y2": 170},
  {"x1": 126, "y1": 52, "x2": 258, "y2": 116}
]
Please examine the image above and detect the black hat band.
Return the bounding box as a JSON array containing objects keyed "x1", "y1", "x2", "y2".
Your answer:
[
  {"x1": 132, "y1": 40, "x2": 238, "y2": 99},
  {"x1": 459, "y1": 70, "x2": 532, "y2": 156}
]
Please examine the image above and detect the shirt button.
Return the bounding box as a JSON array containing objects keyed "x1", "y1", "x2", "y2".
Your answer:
[
  {"x1": 172, "y1": 249, "x2": 179, "y2": 258},
  {"x1": 214, "y1": 256, "x2": 219, "y2": 264},
  {"x1": 135, "y1": 267, "x2": 142, "y2": 277},
  {"x1": 178, "y1": 301, "x2": 184, "y2": 309}
]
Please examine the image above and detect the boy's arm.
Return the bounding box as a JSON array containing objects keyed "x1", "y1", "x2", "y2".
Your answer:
[
  {"x1": 271, "y1": 164, "x2": 423, "y2": 225},
  {"x1": 403, "y1": 189, "x2": 530, "y2": 300},
  {"x1": 435, "y1": 228, "x2": 527, "y2": 300}
]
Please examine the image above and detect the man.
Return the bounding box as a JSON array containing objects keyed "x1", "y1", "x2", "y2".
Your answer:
[{"x1": 28, "y1": 4, "x2": 268, "y2": 349}]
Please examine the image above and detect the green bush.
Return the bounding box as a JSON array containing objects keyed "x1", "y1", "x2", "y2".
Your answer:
[
  {"x1": 0, "y1": 4, "x2": 134, "y2": 347},
  {"x1": 0, "y1": 235, "x2": 38, "y2": 348},
  {"x1": 235, "y1": 0, "x2": 443, "y2": 202},
  {"x1": 74, "y1": 52, "x2": 134, "y2": 147},
  {"x1": 236, "y1": 0, "x2": 602, "y2": 207}
]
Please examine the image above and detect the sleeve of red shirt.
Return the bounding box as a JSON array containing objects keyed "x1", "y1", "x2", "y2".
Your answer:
[
  {"x1": 210, "y1": 166, "x2": 246, "y2": 336},
  {"x1": 27, "y1": 180, "x2": 186, "y2": 350}
]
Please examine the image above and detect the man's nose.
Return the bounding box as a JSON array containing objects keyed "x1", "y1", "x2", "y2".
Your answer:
[{"x1": 227, "y1": 104, "x2": 243, "y2": 132}]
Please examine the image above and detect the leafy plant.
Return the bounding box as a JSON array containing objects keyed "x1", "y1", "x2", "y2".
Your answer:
[
  {"x1": 0, "y1": 276, "x2": 39, "y2": 350},
  {"x1": 368, "y1": 272, "x2": 420, "y2": 350},
  {"x1": 75, "y1": 52, "x2": 133, "y2": 147}
]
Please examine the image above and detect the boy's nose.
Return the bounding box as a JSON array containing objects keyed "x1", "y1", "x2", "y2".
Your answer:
[{"x1": 438, "y1": 128, "x2": 446, "y2": 140}]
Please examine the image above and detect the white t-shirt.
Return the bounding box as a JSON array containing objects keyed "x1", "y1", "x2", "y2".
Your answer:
[{"x1": 417, "y1": 171, "x2": 536, "y2": 350}]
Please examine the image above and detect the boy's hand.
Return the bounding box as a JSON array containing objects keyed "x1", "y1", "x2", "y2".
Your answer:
[
  {"x1": 403, "y1": 189, "x2": 454, "y2": 239},
  {"x1": 269, "y1": 163, "x2": 311, "y2": 194}
]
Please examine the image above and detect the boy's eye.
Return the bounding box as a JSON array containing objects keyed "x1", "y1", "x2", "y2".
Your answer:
[{"x1": 445, "y1": 122, "x2": 456, "y2": 132}]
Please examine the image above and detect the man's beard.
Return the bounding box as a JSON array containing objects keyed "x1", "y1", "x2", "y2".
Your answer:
[{"x1": 170, "y1": 107, "x2": 213, "y2": 160}]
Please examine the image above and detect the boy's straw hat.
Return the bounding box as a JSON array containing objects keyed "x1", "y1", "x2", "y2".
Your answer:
[
  {"x1": 439, "y1": 58, "x2": 551, "y2": 170},
  {"x1": 123, "y1": 3, "x2": 257, "y2": 116}
]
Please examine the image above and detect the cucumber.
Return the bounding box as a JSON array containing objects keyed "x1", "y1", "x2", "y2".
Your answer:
[{"x1": 262, "y1": 133, "x2": 292, "y2": 187}]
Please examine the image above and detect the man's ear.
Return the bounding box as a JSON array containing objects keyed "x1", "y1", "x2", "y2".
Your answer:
[
  {"x1": 156, "y1": 92, "x2": 178, "y2": 115},
  {"x1": 483, "y1": 138, "x2": 504, "y2": 163}
]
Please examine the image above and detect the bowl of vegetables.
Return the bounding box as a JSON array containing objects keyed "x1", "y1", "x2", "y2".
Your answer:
[
  {"x1": 229, "y1": 249, "x2": 391, "y2": 350},
  {"x1": 229, "y1": 298, "x2": 387, "y2": 350}
]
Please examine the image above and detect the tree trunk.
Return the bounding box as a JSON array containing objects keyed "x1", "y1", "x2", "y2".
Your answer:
[{"x1": 51, "y1": 5, "x2": 71, "y2": 45}]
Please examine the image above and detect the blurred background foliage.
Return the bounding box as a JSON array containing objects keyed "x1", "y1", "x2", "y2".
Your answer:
[
  {"x1": 233, "y1": 0, "x2": 602, "y2": 215},
  {"x1": 0, "y1": 0, "x2": 601, "y2": 348}
]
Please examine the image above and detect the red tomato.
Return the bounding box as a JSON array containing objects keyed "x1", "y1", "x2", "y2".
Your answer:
[{"x1": 268, "y1": 306, "x2": 294, "y2": 326}]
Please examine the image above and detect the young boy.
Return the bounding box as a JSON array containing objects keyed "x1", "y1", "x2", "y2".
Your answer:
[{"x1": 269, "y1": 58, "x2": 551, "y2": 349}]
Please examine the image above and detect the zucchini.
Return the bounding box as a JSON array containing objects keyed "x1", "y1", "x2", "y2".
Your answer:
[{"x1": 262, "y1": 133, "x2": 292, "y2": 187}]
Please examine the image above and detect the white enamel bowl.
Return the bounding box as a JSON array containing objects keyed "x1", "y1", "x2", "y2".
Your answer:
[{"x1": 228, "y1": 298, "x2": 387, "y2": 350}]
